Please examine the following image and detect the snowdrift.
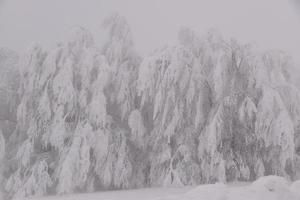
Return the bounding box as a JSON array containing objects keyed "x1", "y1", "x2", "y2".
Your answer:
[
  {"x1": 21, "y1": 176, "x2": 300, "y2": 200},
  {"x1": 157, "y1": 176, "x2": 300, "y2": 200}
]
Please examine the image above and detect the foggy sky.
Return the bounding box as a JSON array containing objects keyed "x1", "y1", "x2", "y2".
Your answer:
[{"x1": 0, "y1": 0, "x2": 299, "y2": 64}]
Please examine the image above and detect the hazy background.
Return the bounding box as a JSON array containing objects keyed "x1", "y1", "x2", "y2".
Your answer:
[{"x1": 0, "y1": 0, "x2": 299, "y2": 63}]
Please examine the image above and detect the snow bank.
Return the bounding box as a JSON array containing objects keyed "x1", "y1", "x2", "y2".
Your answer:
[
  {"x1": 290, "y1": 180, "x2": 300, "y2": 197},
  {"x1": 156, "y1": 176, "x2": 300, "y2": 200},
  {"x1": 25, "y1": 187, "x2": 192, "y2": 200},
  {"x1": 23, "y1": 176, "x2": 300, "y2": 200}
]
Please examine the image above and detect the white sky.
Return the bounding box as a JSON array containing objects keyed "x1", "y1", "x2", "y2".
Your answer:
[{"x1": 0, "y1": 0, "x2": 300, "y2": 64}]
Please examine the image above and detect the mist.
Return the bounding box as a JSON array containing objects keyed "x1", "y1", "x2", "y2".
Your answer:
[{"x1": 0, "y1": 0, "x2": 299, "y2": 65}]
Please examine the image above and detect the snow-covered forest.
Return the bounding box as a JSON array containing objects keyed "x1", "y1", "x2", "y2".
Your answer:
[{"x1": 1, "y1": 13, "x2": 300, "y2": 199}]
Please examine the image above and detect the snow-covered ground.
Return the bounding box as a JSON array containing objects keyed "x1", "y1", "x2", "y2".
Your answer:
[
  {"x1": 156, "y1": 176, "x2": 300, "y2": 200},
  {"x1": 22, "y1": 176, "x2": 300, "y2": 200},
  {"x1": 24, "y1": 187, "x2": 192, "y2": 200}
]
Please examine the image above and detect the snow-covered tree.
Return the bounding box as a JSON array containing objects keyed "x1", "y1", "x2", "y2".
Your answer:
[
  {"x1": 101, "y1": 13, "x2": 140, "y2": 120},
  {"x1": 3, "y1": 14, "x2": 300, "y2": 199},
  {"x1": 4, "y1": 15, "x2": 142, "y2": 198}
]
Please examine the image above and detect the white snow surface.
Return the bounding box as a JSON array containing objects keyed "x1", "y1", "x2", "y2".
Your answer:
[{"x1": 19, "y1": 176, "x2": 300, "y2": 200}]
